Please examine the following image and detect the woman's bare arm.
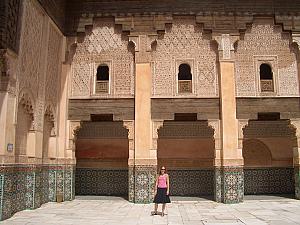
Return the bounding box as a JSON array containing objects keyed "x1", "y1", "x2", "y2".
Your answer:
[
  {"x1": 166, "y1": 174, "x2": 170, "y2": 195},
  {"x1": 154, "y1": 175, "x2": 158, "y2": 194}
]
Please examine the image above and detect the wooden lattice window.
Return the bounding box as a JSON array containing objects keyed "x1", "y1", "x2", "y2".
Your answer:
[
  {"x1": 96, "y1": 64, "x2": 109, "y2": 93},
  {"x1": 260, "y1": 63, "x2": 274, "y2": 92},
  {"x1": 178, "y1": 63, "x2": 192, "y2": 93}
]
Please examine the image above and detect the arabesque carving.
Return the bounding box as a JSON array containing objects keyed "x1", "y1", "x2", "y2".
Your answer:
[
  {"x1": 152, "y1": 18, "x2": 218, "y2": 97},
  {"x1": 71, "y1": 19, "x2": 134, "y2": 97},
  {"x1": 235, "y1": 23, "x2": 298, "y2": 97},
  {"x1": 45, "y1": 23, "x2": 63, "y2": 106}
]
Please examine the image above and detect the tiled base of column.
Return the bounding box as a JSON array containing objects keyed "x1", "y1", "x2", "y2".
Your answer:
[
  {"x1": 64, "y1": 165, "x2": 75, "y2": 201},
  {"x1": 214, "y1": 166, "x2": 244, "y2": 204},
  {"x1": 295, "y1": 166, "x2": 300, "y2": 199},
  {"x1": 214, "y1": 168, "x2": 222, "y2": 203},
  {"x1": 128, "y1": 166, "x2": 135, "y2": 202},
  {"x1": 0, "y1": 164, "x2": 76, "y2": 221},
  {"x1": 132, "y1": 165, "x2": 157, "y2": 203}
]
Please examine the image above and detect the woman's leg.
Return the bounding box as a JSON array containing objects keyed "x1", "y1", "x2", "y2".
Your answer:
[
  {"x1": 162, "y1": 203, "x2": 166, "y2": 216},
  {"x1": 154, "y1": 203, "x2": 158, "y2": 213}
]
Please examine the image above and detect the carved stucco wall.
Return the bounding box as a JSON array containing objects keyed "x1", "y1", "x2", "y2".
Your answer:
[
  {"x1": 71, "y1": 19, "x2": 134, "y2": 98},
  {"x1": 235, "y1": 22, "x2": 299, "y2": 97},
  {"x1": 16, "y1": 0, "x2": 63, "y2": 133},
  {"x1": 151, "y1": 18, "x2": 218, "y2": 97},
  {"x1": 45, "y1": 24, "x2": 63, "y2": 114}
]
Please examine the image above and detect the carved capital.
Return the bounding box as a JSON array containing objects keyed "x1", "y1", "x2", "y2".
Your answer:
[
  {"x1": 68, "y1": 120, "x2": 82, "y2": 151},
  {"x1": 151, "y1": 120, "x2": 164, "y2": 150},
  {"x1": 214, "y1": 34, "x2": 239, "y2": 60},
  {"x1": 292, "y1": 33, "x2": 300, "y2": 50},
  {"x1": 290, "y1": 119, "x2": 300, "y2": 138},
  {"x1": 123, "y1": 120, "x2": 135, "y2": 140},
  {"x1": 0, "y1": 49, "x2": 17, "y2": 94},
  {"x1": 64, "y1": 37, "x2": 78, "y2": 64},
  {"x1": 208, "y1": 119, "x2": 221, "y2": 139},
  {"x1": 129, "y1": 34, "x2": 157, "y2": 63},
  {"x1": 238, "y1": 119, "x2": 249, "y2": 139}
]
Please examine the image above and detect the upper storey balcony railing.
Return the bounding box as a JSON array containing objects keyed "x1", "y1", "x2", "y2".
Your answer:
[
  {"x1": 178, "y1": 80, "x2": 192, "y2": 93},
  {"x1": 260, "y1": 79, "x2": 274, "y2": 92},
  {"x1": 95, "y1": 81, "x2": 109, "y2": 94}
]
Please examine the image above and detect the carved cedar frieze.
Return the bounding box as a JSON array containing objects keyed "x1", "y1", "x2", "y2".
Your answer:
[
  {"x1": 235, "y1": 23, "x2": 298, "y2": 97},
  {"x1": 151, "y1": 18, "x2": 218, "y2": 97},
  {"x1": 71, "y1": 19, "x2": 134, "y2": 98}
]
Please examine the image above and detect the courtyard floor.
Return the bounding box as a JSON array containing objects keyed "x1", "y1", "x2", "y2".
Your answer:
[{"x1": 2, "y1": 196, "x2": 300, "y2": 225}]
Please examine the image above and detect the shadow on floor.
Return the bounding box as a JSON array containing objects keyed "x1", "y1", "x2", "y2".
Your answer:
[
  {"x1": 244, "y1": 194, "x2": 295, "y2": 200},
  {"x1": 169, "y1": 195, "x2": 214, "y2": 202},
  {"x1": 75, "y1": 195, "x2": 128, "y2": 201}
]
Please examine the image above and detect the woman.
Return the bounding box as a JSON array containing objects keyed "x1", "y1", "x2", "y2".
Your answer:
[{"x1": 152, "y1": 166, "x2": 171, "y2": 216}]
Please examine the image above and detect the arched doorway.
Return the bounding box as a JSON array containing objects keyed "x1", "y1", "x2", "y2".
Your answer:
[
  {"x1": 243, "y1": 120, "x2": 295, "y2": 196},
  {"x1": 75, "y1": 121, "x2": 129, "y2": 197},
  {"x1": 157, "y1": 120, "x2": 215, "y2": 197}
]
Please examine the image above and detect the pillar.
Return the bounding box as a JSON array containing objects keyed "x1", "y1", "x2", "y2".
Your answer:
[
  {"x1": 123, "y1": 120, "x2": 135, "y2": 202},
  {"x1": 290, "y1": 119, "x2": 300, "y2": 199},
  {"x1": 214, "y1": 34, "x2": 244, "y2": 203},
  {"x1": 129, "y1": 34, "x2": 157, "y2": 203}
]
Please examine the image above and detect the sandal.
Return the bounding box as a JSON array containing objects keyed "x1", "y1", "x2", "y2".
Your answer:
[
  {"x1": 151, "y1": 211, "x2": 157, "y2": 216},
  {"x1": 161, "y1": 212, "x2": 165, "y2": 217}
]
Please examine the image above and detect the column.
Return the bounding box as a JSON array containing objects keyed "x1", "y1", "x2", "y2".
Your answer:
[
  {"x1": 129, "y1": 34, "x2": 157, "y2": 203},
  {"x1": 0, "y1": 49, "x2": 17, "y2": 164},
  {"x1": 123, "y1": 120, "x2": 135, "y2": 202},
  {"x1": 208, "y1": 120, "x2": 222, "y2": 202},
  {"x1": 214, "y1": 34, "x2": 244, "y2": 203},
  {"x1": 290, "y1": 119, "x2": 300, "y2": 199}
]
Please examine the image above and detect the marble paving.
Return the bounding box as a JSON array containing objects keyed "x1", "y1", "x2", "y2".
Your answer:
[{"x1": 2, "y1": 196, "x2": 300, "y2": 225}]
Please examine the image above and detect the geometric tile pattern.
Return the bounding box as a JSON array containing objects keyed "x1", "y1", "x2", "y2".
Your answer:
[
  {"x1": 296, "y1": 166, "x2": 300, "y2": 199},
  {"x1": 214, "y1": 168, "x2": 222, "y2": 202},
  {"x1": 223, "y1": 167, "x2": 244, "y2": 204},
  {"x1": 132, "y1": 165, "x2": 157, "y2": 204},
  {"x1": 168, "y1": 169, "x2": 214, "y2": 196},
  {"x1": 75, "y1": 168, "x2": 128, "y2": 196},
  {"x1": 244, "y1": 167, "x2": 294, "y2": 195},
  {"x1": 0, "y1": 164, "x2": 75, "y2": 221},
  {"x1": 128, "y1": 166, "x2": 135, "y2": 202},
  {"x1": 215, "y1": 167, "x2": 244, "y2": 204}
]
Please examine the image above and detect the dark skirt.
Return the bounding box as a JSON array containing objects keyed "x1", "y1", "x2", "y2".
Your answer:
[{"x1": 153, "y1": 188, "x2": 171, "y2": 204}]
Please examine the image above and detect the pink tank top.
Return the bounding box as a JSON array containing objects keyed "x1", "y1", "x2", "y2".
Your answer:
[{"x1": 157, "y1": 174, "x2": 167, "y2": 188}]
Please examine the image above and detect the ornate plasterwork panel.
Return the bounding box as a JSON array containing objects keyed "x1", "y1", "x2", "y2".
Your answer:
[
  {"x1": 244, "y1": 120, "x2": 295, "y2": 138},
  {"x1": 158, "y1": 121, "x2": 214, "y2": 139},
  {"x1": 151, "y1": 18, "x2": 218, "y2": 97},
  {"x1": 235, "y1": 23, "x2": 299, "y2": 97},
  {"x1": 45, "y1": 23, "x2": 63, "y2": 109},
  {"x1": 17, "y1": 0, "x2": 44, "y2": 100},
  {"x1": 71, "y1": 19, "x2": 134, "y2": 98},
  {"x1": 77, "y1": 122, "x2": 128, "y2": 139},
  {"x1": 17, "y1": 0, "x2": 46, "y2": 131}
]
